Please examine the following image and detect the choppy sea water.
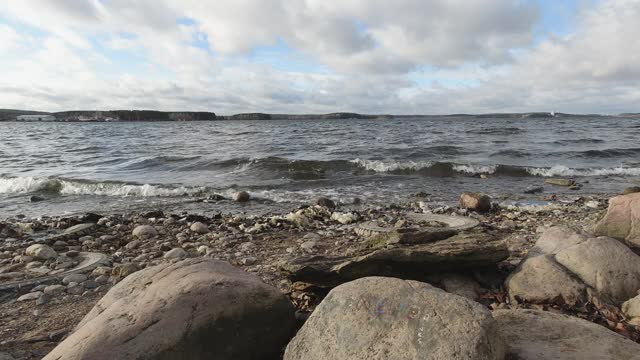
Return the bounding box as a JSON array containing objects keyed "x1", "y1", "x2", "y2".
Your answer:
[{"x1": 1, "y1": 117, "x2": 640, "y2": 217}]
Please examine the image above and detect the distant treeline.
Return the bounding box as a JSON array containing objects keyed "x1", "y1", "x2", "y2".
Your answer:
[
  {"x1": 218, "y1": 112, "x2": 393, "y2": 120},
  {"x1": 53, "y1": 110, "x2": 217, "y2": 121},
  {"x1": 0, "y1": 108, "x2": 617, "y2": 122}
]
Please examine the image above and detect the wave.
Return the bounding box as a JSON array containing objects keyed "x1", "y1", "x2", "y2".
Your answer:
[
  {"x1": 349, "y1": 159, "x2": 640, "y2": 177},
  {"x1": 468, "y1": 127, "x2": 524, "y2": 135},
  {"x1": 552, "y1": 138, "x2": 605, "y2": 145},
  {"x1": 0, "y1": 176, "x2": 205, "y2": 197},
  {"x1": 489, "y1": 150, "x2": 531, "y2": 158}
]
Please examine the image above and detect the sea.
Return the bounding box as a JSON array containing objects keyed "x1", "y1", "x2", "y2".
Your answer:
[{"x1": 1, "y1": 116, "x2": 640, "y2": 218}]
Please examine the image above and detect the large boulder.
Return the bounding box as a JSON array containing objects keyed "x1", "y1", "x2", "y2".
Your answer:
[
  {"x1": 506, "y1": 226, "x2": 640, "y2": 305},
  {"x1": 555, "y1": 236, "x2": 640, "y2": 304},
  {"x1": 25, "y1": 244, "x2": 57, "y2": 260},
  {"x1": 493, "y1": 309, "x2": 640, "y2": 360},
  {"x1": 505, "y1": 255, "x2": 588, "y2": 305},
  {"x1": 44, "y1": 259, "x2": 295, "y2": 360},
  {"x1": 595, "y1": 193, "x2": 640, "y2": 248},
  {"x1": 284, "y1": 277, "x2": 505, "y2": 360}
]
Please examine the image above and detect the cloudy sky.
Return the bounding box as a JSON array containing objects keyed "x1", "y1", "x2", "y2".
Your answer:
[{"x1": 1, "y1": 0, "x2": 638, "y2": 115}]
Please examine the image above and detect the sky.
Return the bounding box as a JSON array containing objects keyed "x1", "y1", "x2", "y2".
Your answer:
[{"x1": 0, "y1": 0, "x2": 638, "y2": 115}]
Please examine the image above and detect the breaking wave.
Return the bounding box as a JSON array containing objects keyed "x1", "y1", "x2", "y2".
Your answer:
[{"x1": 0, "y1": 176, "x2": 205, "y2": 197}]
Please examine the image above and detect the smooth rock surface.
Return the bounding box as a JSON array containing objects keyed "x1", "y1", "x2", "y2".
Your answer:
[
  {"x1": 190, "y1": 222, "x2": 209, "y2": 234},
  {"x1": 555, "y1": 236, "x2": 640, "y2": 304},
  {"x1": 43, "y1": 259, "x2": 295, "y2": 360},
  {"x1": 622, "y1": 295, "x2": 640, "y2": 326},
  {"x1": 163, "y1": 248, "x2": 187, "y2": 259},
  {"x1": 284, "y1": 277, "x2": 505, "y2": 360},
  {"x1": 493, "y1": 309, "x2": 640, "y2": 360},
  {"x1": 505, "y1": 255, "x2": 587, "y2": 305},
  {"x1": 25, "y1": 244, "x2": 57, "y2": 260},
  {"x1": 132, "y1": 225, "x2": 157, "y2": 238},
  {"x1": 595, "y1": 193, "x2": 640, "y2": 248},
  {"x1": 459, "y1": 192, "x2": 492, "y2": 212}
]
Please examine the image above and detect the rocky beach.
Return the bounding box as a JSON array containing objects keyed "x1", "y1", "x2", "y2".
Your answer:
[{"x1": 3, "y1": 183, "x2": 640, "y2": 359}]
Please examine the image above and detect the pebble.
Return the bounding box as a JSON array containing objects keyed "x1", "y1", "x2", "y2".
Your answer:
[
  {"x1": 163, "y1": 248, "x2": 187, "y2": 259},
  {"x1": 44, "y1": 284, "x2": 66, "y2": 296},
  {"x1": 132, "y1": 225, "x2": 157, "y2": 238},
  {"x1": 241, "y1": 257, "x2": 258, "y2": 265},
  {"x1": 63, "y1": 273, "x2": 88, "y2": 284},
  {"x1": 190, "y1": 222, "x2": 209, "y2": 234},
  {"x1": 17, "y1": 291, "x2": 43, "y2": 302},
  {"x1": 233, "y1": 191, "x2": 251, "y2": 202}
]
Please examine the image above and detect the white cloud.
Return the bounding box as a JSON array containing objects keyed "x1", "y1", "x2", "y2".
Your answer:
[{"x1": 0, "y1": 0, "x2": 638, "y2": 114}]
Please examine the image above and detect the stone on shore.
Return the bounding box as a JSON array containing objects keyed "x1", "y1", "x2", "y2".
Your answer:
[
  {"x1": 189, "y1": 221, "x2": 209, "y2": 234},
  {"x1": 132, "y1": 225, "x2": 157, "y2": 239},
  {"x1": 595, "y1": 193, "x2": 640, "y2": 248},
  {"x1": 554, "y1": 236, "x2": 640, "y2": 304},
  {"x1": 622, "y1": 294, "x2": 640, "y2": 326},
  {"x1": 545, "y1": 178, "x2": 576, "y2": 187},
  {"x1": 43, "y1": 259, "x2": 296, "y2": 360},
  {"x1": 506, "y1": 225, "x2": 640, "y2": 305},
  {"x1": 282, "y1": 232, "x2": 508, "y2": 286},
  {"x1": 163, "y1": 248, "x2": 187, "y2": 259},
  {"x1": 493, "y1": 309, "x2": 640, "y2": 360},
  {"x1": 459, "y1": 192, "x2": 492, "y2": 212},
  {"x1": 623, "y1": 186, "x2": 640, "y2": 195},
  {"x1": 505, "y1": 254, "x2": 588, "y2": 305},
  {"x1": 25, "y1": 244, "x2": 57, "y2": 260},
  {"x1": 284, "y1": 277, "x2": 504, "y2": 360},
  {"x1": 233, "y1": 191, "x2": 250, "y2": 202}
]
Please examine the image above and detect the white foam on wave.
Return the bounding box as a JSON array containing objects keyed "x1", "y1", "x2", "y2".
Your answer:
[
  {"x1": 350, "y1": 159, "x2": 434, "y2": 172},
  {"x1": 526, "y1": 165, "x2": 640, "y2": 177},
  {"x1": 452, "y1": 164, "x2": 498, "y2": 174},
  {"x1": 0, "y1": 176, "x2": 204, "y2": 197},
  {"x1": 0, "y1": 176, "x2": 54, "y2": 193}
]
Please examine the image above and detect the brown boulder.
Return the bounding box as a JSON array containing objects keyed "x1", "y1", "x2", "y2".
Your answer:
[
  {"x1": 595, "y1": 193, "x2": 640, "y2": 248},
  {"x1": 459, "y1": 192, "x2": 492, "y2": 212}
]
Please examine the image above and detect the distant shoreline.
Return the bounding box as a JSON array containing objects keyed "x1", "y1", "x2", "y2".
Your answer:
[{"x1": 1, "y1": 108, "x2": 635, "y2": 122}]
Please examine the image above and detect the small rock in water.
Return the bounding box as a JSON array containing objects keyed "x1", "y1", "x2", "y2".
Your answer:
[
  {"x1": 233, "y1": 191, "x2": 251, "y2": 202},
  {"x1": 524, "y1": 186, "x2": 544, "y2": 194},
  {"x1": 30, "y1": 195, "x2": 45, "y2": 202},
  {"x1": 545, "y1": 178, "x2": 576, "y2": 187},
  {"x1": 315, "y1": 197, "x2": 336, "y2": 209}
]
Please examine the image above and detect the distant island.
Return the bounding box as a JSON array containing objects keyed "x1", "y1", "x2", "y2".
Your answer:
[{"x1": 0, "y1": 108, "x2": 631, "y2": 122}]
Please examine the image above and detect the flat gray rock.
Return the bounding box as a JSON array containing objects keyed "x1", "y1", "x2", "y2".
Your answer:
[
  {"x1": 282, "y1": 232, "x2": 508, "y2": 286},
  {"x1": 493, "y1": 309, "x2": 640, "y2": 360},
  {"x1": 284, "y1": 277, "x2": 505, "y2": 360}
]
